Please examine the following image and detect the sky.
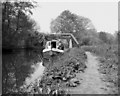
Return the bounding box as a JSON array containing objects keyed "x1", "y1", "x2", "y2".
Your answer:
[{"x1": 31, "y1": 0, "x2": 118, "y2": 34}]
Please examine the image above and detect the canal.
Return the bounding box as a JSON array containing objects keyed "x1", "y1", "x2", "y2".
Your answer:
[{"x1": 2, "y1": 49, "x2": 45, "y2": 94}]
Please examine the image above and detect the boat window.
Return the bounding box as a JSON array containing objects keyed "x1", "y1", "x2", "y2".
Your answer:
[{"x1": 51, "y1": 41, "x2": 56, "y2": 48}]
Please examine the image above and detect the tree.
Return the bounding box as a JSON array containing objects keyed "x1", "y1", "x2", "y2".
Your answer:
[
  {"x1": 25, "y1": 31, "x2": 45, "y2": 49},
  {"x1": 106, "y1": 32, "x2": 115, "y2": 44},
  {"x1": 99, "y1": 31, "x2": 108, "y2": 44},
  {"x1": 99, "y1": 31, "x2": 116, "y2": 44},
  {"x1": 2, "y1": 1, "x2": 38, "y2": 49},
  {"x1": 50, "y1": 10, "x2": 96, "y2": 44}
]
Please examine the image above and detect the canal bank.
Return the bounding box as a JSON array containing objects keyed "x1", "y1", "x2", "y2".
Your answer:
[{"x1": 22, "y1": 47, "x2": 87, "y2": 95}]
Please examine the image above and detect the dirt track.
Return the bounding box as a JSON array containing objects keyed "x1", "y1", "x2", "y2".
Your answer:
[{"x1": 68, "y1": 52, "x2": 112, "y2": 94}]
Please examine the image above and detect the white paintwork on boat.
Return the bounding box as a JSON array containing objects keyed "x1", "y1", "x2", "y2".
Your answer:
[
  {"x1": 43, "y1": 39, "x2": 64, "y2": 53},
  {"x1": 52, "y1": 48, "x2": 64, "y2": 53},
  {"x1": 43, "y1": 48, "x2": 51, "y2": 53},
  {"x1": 43, "y1": 48, "x2": 64, "y2": 53}
]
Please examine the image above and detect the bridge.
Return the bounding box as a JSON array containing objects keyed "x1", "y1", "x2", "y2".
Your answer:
[{"x1": 44, "y1": 33, "x2": 79, "y2": 48}]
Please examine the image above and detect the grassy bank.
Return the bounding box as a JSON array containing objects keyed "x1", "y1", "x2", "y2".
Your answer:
[
  {"x1": 23, "y1": 47, "x2": 87, "y2": 95},
  {"x1": 82, "y1": 44, "x2": 118, "y2": 94}
]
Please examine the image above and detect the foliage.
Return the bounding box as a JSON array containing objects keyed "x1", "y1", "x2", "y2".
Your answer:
[
  {"x1": 2, "y1": 1, "x2": 43, "y2": 49},
  {"x1": 98, "y1": 31, "x2": 116, "y2": 44},
  {"x1": 50, "y1": 10, "x2": 118, "y2": 46},
  {"x1": 25, "y1": 31, "x2": 45, "y2": 49},
  {"x1": 26, "y1": 48, "x2": 87, "y2": 94},
  {"x1": 98, "y1": 32, "x2": 107, "y2": 43},
  {"x1": 50, "y1": 10, "x2": 97, "y2": 44},
  {"x1": 51, "y1": 10, "x2": 91, "y2": 33}
]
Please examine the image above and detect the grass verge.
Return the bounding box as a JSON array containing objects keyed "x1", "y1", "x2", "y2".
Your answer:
[{"x1": 82, "y1": 44, "x2": 118, "y2": 94}]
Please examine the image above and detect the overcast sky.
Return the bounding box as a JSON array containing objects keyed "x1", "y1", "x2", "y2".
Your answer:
[{"x1": 31, "y1": 1, "x2": 118, "y2": 34}]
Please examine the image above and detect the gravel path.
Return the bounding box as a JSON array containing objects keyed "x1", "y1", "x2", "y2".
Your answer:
[{"x1": 68, "y1": 52, "x2": 110, "y2": 94}]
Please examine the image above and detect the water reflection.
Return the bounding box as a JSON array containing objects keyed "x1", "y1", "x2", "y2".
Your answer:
[
  {"x1": 24, "y1": 62, "x2": 45, "y2": 86},
  {"x1": 2, "y1": 49, "x2": 44, "y2": 94}
]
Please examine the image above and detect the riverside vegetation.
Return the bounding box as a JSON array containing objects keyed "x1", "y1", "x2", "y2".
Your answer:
[
  {"x1": 82, "y1": 44, "x2": 118, "y2": 94},
  {"x1": 20, "y1": 44, "x2": 118, "y2": 95},
  {"x1": 20, "y1": 48, "x2": 87, "y2": 95},
  {"x1": 2, "y1": 1, "x2": 119, "y2": 95}
]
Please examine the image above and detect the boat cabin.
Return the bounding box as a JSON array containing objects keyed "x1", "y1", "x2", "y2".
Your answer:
[
  {"x1": 43, "y1": 39, "x2": 64, "y2": 53},
  {"x1": 43, "y1": 33, "x2": 79, "y2": 55}
]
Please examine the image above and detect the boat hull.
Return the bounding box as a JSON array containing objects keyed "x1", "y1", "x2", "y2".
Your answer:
[
  {"x1": 43, "y1": 48, "x2": 64, "y2": 53},
  {"x1": 43, "y1": 48, "x2": 64, "y2": 58}
]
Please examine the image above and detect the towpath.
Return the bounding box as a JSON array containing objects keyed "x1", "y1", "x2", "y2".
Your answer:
[{"x1": 68, "y1": 52, "x2": 112, "y2": 94}]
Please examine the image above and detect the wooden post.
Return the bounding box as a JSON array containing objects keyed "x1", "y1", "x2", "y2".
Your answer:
[{"x1": 69, "y1": 39, "x2": 72, "y2": 48}]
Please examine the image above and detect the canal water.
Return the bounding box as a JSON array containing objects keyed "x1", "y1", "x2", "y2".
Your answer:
[{"x1": 2, "y1": 49, "x2": 45, "y2": 94}]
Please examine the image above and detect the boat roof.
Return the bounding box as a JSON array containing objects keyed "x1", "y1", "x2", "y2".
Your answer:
[{"x1": 44, "y1": 33, "x2": 79, "y2": 45}]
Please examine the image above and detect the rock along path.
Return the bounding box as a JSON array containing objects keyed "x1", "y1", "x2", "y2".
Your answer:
[{"x1": 68, "y1": 52, "x2": 110, "y2": 94}]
